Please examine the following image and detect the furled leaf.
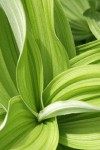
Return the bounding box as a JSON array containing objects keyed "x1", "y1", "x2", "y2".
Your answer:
[
  {"x1": 43, "y1": 65, "x2": 100, "y2": 105},
  {"x1": 54, "y1": 0, "x2": 76, "y2": 59},
  {"x1": 0, "y1": 0, "x2": 26, "y2": 51},
  {"x1": 21, "y1": 0, "x2": 69, "y2": 87},
  {"x1": 84, "y1": 8, "x2": 100, "y2": 39},
  {"x1": 0, "y1": 96, "x2": 59, "y2": 150},
  {"x1": 38, "y1": 100, "x2": 100, "y2": 122},
  {"x1": 0, "y1": 7, "x2": 19, "y2": 109},
  {"x1": 17, "y1": 33, "x2": 43, "y2": 114},
  {"x1": 58, "y1": 111, "x2": 100, "y2": 149}
]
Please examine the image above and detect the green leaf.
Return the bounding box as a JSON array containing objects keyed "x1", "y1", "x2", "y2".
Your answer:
[
  {"x1": 58, "y1": 111, "x2": 100, "y2": 149},
  {"x1": 0, "y1": 0, "x2": 26, "y2": 51},
  {"x1": 0, "y1": 96, "x2": 59, "y2": 150},
  {"x1": 43, "y1": 65, "x2": 100, "y2": 105},
  {"x1": 76, "y1": 39, "x2": 100, "y2": 54},
  {"x1": 60, "y1": 0, "x2": 92, "y2": 41},
  {"x1": 54, "y1": 0, "x2": 76, "y2": 59},
  {"x1": 84, "y1": 8, "x2": 100, "y2": 40},
  {"x1": 17, "y1": 33, "x2": 43, "y2": 114},
  {"x1": 21, "y1": 0, "x2": 69, "y2": 87},
  {"x1": 70, "y1": 48, "x2": 100, "y2": 67},
  {"x1": 38, "y1": 100, "x2": 100, "y2": 122},
  {"x1": 0, "y1": 7, "x2": 19, "y2": 109}
]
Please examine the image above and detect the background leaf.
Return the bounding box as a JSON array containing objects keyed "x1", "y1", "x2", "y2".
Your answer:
[
  {"x1": 84, "y1": 8, "x2": 100, "y2": 40},
  {"x1": 60, "y1": 0, "x2": 92, "y2": 41}
]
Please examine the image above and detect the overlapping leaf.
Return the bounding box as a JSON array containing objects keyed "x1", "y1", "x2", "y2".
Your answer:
[
  {"x1": 58, "y1": 111, "x2": 100, "y2": 149},
  {"x1": 70, "y1": 48, "x2": 100, "y2": 67},
  {"x1": 17, "y1": 33, "x2": 43, "y2": 114},
  {"x1": 76, "y1": 39, "x2": 100, "y2": 54},
  {"x1": 0, "y1": 7, "x2": 19, "y2": 109},
  {"x1": 38, "y1": 100, "x2": 100, "y2": 122},
  {"x1": 21, "y1": 0, "x2": 69, "y2": 87},
  {"x1": 0, "y1": 0, "x2": 26, "y2": 51},
  {"x1": 43, "y1": 65, "x2": 100, "y2": 105},
  {"x1": 0, "y1": 96, "x2": 59, "y2": 150},
  {"x1": 1, "y1": 0, "x2": 100, "y2": 150}
]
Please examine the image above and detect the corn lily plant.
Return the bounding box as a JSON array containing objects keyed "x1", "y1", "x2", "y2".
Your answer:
[{"x1": 0, "y1": 0, "x2": 100, "y2": 150}]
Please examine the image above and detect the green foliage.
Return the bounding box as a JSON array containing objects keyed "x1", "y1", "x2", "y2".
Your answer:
[{"x1": 0, "y1": 0, "x2": 100, "y2": 149}]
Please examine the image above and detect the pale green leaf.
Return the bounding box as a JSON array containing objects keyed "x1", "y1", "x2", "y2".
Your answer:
[
  {"x1": 0, "y1": 0, "x2": 26, "y2": 51},
  {"x1": 21, "y1": 0, "x2": 69, "y2": 87},
  {"x1": 17, "y1": 33, "x2": 43, "y2": 114},
  {"x1": 54, "y1": 0, "x2": 76, "y2": 59},
  {"x1": 14, "y1": 118, "x2": 59, "y2": 150},
  {"x1": 0, "y1": 7, "x2": 19, "y2": 109},
  {"x1": 38, "y1": 100, "x2": 100, "y2": 122},
  {"x1": 70, "y1": 48, "x2": 100, "y2": 67},
  {"x1": 76, "y1": 39, "x2": 100, "y2": 54},
  {"x1": 58, "y1": 111, "x2": 100, "y2": 149},
  {"x1": 43, "y1": 65, "x2": 100, "y2": 105},
  {"x1": 0, "y1": 96, "x2": 59, "y2": 150}
]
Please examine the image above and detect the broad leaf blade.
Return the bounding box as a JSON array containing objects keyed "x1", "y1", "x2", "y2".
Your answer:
[
  {"x1": 0, "y1": 96, "x2": 59, "y2": 150},
  {"x1": 0, "y1": 7, "x2": 19, "y2": 109},
  {"x1": 22, "y1": 0, "x2": 69, "y2": 87},
  {"x1": 17, "y1": 33, "x2": 43, "y2": 114},
  {"x1": 43, "y1": 65, "x2": 100, "y2": 105},
  {"x1": 58, "y1": 111, "x2": 100, "y2": 149},
  {"x1": 38, "y1": 100, "x2": 100, "y2": 122},
  {"x1": 0, "y1": 0, "x2": 26, "y2": 51}
]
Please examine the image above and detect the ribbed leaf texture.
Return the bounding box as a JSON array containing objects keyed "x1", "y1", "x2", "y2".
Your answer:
[{"x1": 0, "y1": 0, "x2": 100, "y2": 150}]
